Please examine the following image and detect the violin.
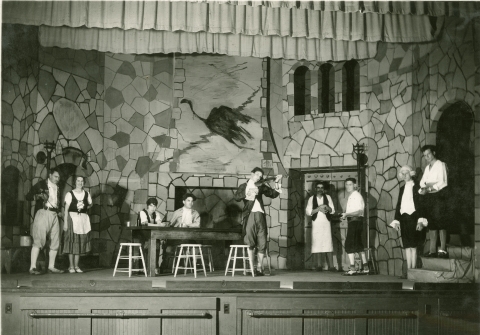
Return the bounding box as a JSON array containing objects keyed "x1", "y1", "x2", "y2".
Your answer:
[{"x1": 254, "y1": 176, "x2": 278, "y2": 187}]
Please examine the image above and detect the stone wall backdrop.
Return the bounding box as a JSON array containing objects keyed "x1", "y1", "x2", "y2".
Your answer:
[
  {"x1": 414, "y1": 16, "x2": 478, "y2": 279},
  {"x1": 1, "y1": 24, "x2": 39, "y2": 247},
  {"x1": 261, "y1": 16, "x2": 478, "y2": 276},
  {"x1": 1, "y1": 18, "x2": 478, "y2": 276}
]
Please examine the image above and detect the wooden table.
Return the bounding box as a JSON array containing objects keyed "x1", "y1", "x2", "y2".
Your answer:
[{"x1": 127, "y1": 226, "x2": 243, "y2": 277}]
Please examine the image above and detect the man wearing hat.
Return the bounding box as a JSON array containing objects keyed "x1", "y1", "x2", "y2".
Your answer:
[{"x1": 235, "y1": 167, "x2": 282, "y2": 276}]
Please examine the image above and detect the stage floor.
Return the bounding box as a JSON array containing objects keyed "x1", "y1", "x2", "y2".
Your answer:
[{"x1": 2, "y1": 268, "x2": 419, "y2": 293}]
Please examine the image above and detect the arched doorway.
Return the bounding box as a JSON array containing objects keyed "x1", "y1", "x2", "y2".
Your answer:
[{"x1": 436, "y1": 101, "x2": 474, "y2": 244}]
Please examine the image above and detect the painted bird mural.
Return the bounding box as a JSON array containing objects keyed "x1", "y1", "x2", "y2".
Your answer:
[{"x1": 180, "y1": 98, "x2": 255, "y2": 149}]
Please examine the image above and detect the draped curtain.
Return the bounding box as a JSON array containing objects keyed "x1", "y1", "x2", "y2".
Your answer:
[{"x1": 3, "y1": 1, "x2": 477, "y2": 61}]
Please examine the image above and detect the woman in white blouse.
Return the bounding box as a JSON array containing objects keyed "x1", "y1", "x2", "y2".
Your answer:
[
  {"x1": 418, "y1": 145, "x2": 448, "y2": 258},
  {"x1": 63, "y1": 176, "x2": 92, "y2": 273},
  {"x1": 389, "y1": 166, "x2": 426, "y2": 278}
]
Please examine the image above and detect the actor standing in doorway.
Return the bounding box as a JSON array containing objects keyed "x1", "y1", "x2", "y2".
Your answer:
[
  {"x1": 235, "y1": 167, "x2": 282, "y2": 276},
  {"x1": 26, "y1": 167, "x2": 64, "y2": 274},
  {"x1": 306, "y1": 181, "x2": 336, "y2": 271},
  {"x1": 418, "y1": 145, "x2": 448, "y2": 258},
  {"x1": 341, "y1": 177, "x2": 369, "y2": 276}
]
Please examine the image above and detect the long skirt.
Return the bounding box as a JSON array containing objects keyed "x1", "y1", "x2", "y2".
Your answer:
[{"x1": 62, "y1": 213, "x2": 91, "y2": 255}]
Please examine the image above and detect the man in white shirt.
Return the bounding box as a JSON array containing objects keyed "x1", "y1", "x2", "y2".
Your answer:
[
  {"x1": 25, "y1": 168, "x2": 64, "y2": 275},
  {"x1": 419, "y1": 145, "x2": 449, "y2": 258},
  {"x1": 235, "y1": 167, "x2": 282, "y2": 276},
  {"x1": 169, "y1": 193, "x2": 201, "y2": 228},
  {"x1": 341, "y1": 178, "x2": 369, "y2": 276}
]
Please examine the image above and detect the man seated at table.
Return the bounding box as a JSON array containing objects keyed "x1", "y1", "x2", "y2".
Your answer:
[
  {"x1": 168, "y1": 193, "x2": 201, "y2": 228},
  {"x1": 138, "y1": 198, "x2": 165, "y2": 226}
]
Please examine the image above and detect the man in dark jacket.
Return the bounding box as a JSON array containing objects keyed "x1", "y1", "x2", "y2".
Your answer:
[
  {"x1": 235, "y1": 167, "x2": 282, "y2": 276},
  {"x1": 25, "y1": 167, "x2": 64, "y2": 274}
]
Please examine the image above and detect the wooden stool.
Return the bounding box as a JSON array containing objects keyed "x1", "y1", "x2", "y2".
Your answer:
[
  {"x1": 174, "y1": 244, "x2": 207, "y2": 278},
  {"x1": 113, "y1": 243, "x2": 147, "y2": 277},
  {"x1": 225, "y1": 245, "x2": 255, "y2": 277},
  {"x1": 168, "y1": 245, "x2": 181, "y2": 274},
  {"x1": 202, "y1": 245, "x2": 214, "y2": 272}
]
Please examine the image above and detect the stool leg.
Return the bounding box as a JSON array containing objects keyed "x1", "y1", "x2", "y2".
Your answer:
[
  {"x1": 192, "y1": 247, "x2": 197, "y2": 278},
  {"x1": 198, "y1": 247, "x2": 207, "y2": 277},
  {"x1": 242, "y1": 248, "x2": 247, "y2": 276},
  {"x1": 225, "y1": 247, "x2": 233, "y2": 276},
  {"x1": 113, "y1": 245, "x2": 123, "y2": 277},
  {"x1": 128, "y1": 245, "x2": 132, "y2": 277},
  {"x1": 139, "y1": 246, "x2": 147, "y2": 277},
  {"x1": 172, "y1": 246, "x2": 179, "y2": 274},
  {"x1": 184, "y1": 247, "x2": 190, "y2": 276},
  {"x1": 232, "y1": 247, "x2": 238, "y2": 277},
  {"x1": 209, "y1": 248, "x2": 214, "y2": 272},
  {"x1": 174, "y1": 246, "x2": 183, "y2": 278}
]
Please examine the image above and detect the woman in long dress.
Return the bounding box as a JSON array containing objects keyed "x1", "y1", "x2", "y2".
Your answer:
[
  {"x1": 306, "y1": 181, "x2": 336, "y2": 271},
  {"x1": 63, "y1": 176, "x2": 92, "y2": 273}
]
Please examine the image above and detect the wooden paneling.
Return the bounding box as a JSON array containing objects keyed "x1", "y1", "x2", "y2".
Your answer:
[
  {"x1": 438, "y1": 310, "x2": 480, "y2": 335},
  {"x1": 367, "y1": 310, "x2": 417, "y2": 335},
  {"x1": 161, "y1": 309, "x2": 216, "y2": 335},
  {"x1": 303, "y1": 309, "x2": 355, "y2": 335},
  {"x1": 240, "y1": 309, "x2": 300, "y2": 335},
  {"x1": 21, "y1": 309, "x2": 77, "y2": 335},
  {"x1": 91, "y1": 309, "x2": 149, "y2": 335}
]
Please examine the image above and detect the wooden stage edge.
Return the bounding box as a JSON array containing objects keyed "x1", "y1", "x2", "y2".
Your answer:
[{"x1": 2, "y1": 269, "x2": 478, "y2": 294}]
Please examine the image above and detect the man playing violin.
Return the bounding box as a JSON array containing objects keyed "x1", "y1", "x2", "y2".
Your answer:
[{"x1": 235, "y1": 167, "x2": 282, "y2": 276}]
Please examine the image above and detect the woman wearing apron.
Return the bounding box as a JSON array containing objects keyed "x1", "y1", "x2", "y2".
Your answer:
[{"x1": 63, "y1": 176, "x2": 92, "y2": 273}]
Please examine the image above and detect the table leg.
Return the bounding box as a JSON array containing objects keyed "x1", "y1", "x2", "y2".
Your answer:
[{"x1": 149, "y1": 236, "x2": 156, "y2": 277}]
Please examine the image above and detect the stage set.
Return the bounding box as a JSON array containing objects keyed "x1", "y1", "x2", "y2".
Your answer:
[{"x1": 2, "y1": 1, "x2": 480, "y2": 334}]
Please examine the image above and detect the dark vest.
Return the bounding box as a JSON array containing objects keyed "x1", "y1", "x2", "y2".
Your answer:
[
  {"x1": 137, "y1": 209, "x2": 156, "y2": 226},
  {"x1": 68, "y1": 191, "x2": 89, "y2": 213}
]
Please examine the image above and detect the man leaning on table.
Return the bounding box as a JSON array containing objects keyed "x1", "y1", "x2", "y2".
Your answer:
[{"x1": 168, "y1": 193, "x2": 201, "y2": 228}]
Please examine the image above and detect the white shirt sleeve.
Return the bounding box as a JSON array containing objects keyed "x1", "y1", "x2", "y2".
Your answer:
[
  {"x1": 87, "y1": 192, "x2": 92, "y2": 205},
  {"x1": 306, "y1": 196, "x2": 313, "y2": 216},
  {"x1": 154, "y1": 211, "x2": 163, "y2": 224},
  {"x1": 64, "y1": 192, "x2": 72, "y2": 204},
  {"x1": 139, "y1": 211, "x2": 148, "y2": 224},
  {"x1": 327, "y1": 195, "x2": 335, "y2": 214}
]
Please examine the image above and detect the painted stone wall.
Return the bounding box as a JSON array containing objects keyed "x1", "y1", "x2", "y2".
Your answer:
[
  {"x1": 263, "y1": 16, "x2": 478, "y2": 275},
  {"x1": 413, "y1": 16, "x2": 478, "y2": 278},
  {"x1": 2, "y1": 18, "x2": 477, "y2": 275},
  {"x1": 101, "y1": 53, "x2": 174, "y2": 264},
  {"x1": 1, "y1": 24, "x2": 39, "y2": 247}
]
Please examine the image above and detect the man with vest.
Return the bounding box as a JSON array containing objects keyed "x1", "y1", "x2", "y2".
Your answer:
[
  {"x1": 135, "y1": 198, "x2": 165, "y2": 274},
  {"x1": 138, "y1": 198, "x2": 164, "y2": 226},
  {"x1": 235, "y1": 167, "x2": 282, "y2": 276},
  {"x1": 25, "y1": 167, "x2": 64, "y2": 275}
]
